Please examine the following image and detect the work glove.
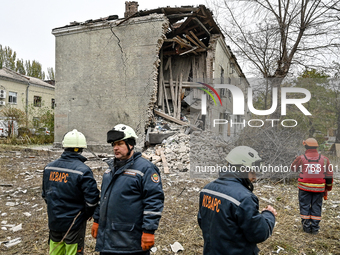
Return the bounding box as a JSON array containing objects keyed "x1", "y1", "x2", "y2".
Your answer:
[
  {"x1": 325, "y1": 185, "x2": 332, "y2": 191},
  {"x1": 141, "y1": 232, "x2": 154, "y2": 251},
  {"x1": 91, "y1": 222, "x2": 99, "y2": 239},
  {"x1": 323, "y1": 190, "x2": 328, "y2": 200}
]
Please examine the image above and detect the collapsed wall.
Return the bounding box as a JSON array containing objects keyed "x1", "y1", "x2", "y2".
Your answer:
[{"x1": 52, "y1": 14, "x2": 169, "y2": 152}]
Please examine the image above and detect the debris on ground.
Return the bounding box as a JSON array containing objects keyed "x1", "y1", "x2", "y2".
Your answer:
[
  {"x1": 170, "y1": 241, "x2": 184, "y2": 252},
  {"x1": 1, "y1": 127, "x2": 340, "y2": 254}
]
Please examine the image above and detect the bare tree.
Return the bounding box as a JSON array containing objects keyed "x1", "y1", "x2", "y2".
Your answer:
[
  {"x1": 328, "y1": 62, "x2": 340, "y2": 143},
  {"x1": 208, "y1": 0, "x2": 340, "y2": 109}
]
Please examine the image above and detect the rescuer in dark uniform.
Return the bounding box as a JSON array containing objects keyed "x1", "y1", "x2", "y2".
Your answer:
[
  {"x1": 198, "y1": 146, "x2": 277, "y2": 255},
  {"x1": 91, "y1": 124, "x2": 164, "y2": 255}
]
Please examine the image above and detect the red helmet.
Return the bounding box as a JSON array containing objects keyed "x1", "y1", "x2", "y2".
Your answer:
[{"x1": 302, "y1": 138, "x2": 318, "y2": 147}]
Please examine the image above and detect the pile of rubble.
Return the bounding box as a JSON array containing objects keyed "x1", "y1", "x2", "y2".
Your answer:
[
  {"x1": 143, "y1": 131, "x2": 190, "y2": 173},
  {"x1": 142, "y1": 117, "x2": 232, "y2": 176}
]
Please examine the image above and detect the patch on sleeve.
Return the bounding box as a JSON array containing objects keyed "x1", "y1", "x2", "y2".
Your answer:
[{"x1": 151, "y1": 173, "x2": 160, "y2": 183}]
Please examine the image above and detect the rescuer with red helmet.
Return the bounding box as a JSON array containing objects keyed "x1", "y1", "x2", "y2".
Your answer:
[{"x1": 290, "y1": 138, "x2": 333, "y2": 234}]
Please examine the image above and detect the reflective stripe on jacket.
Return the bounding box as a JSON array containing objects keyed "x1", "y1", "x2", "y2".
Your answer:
[
  {"x1": 198, "y1": 178, "x2": 275, "y2": 255},
  {"x1": 42, "y1": 151, "x2": 100, "y2": 232},
  {"x1": 93, "y1": 152, "x2": 164, "y2": 253}
]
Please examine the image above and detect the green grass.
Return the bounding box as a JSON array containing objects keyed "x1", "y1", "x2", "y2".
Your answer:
[{"x1": 0, "y1": 134, "x2": 54, "y2": 145}]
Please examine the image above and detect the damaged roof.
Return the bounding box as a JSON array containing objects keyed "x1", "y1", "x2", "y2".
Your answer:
[
  {"x1": 53, "y1": 5, "x2": 222, "y2": 55},
  {"x1": 52, "y1": 5, "x2": 244, "y2": 76},
  {"x1": 119, "y1": 5, "x2": 222, "y2": 36},
  {"x1": 136, "y1": 5, "x2": 223, "y2": 56}
]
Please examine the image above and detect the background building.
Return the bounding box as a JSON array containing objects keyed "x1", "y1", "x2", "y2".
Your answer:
[{"x1": 0, "y1": 67, "x2": 55, "y2": 128}]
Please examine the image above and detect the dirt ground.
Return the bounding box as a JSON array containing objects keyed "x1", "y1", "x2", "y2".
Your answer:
[{"x1": 0, "y1": 145, "x2": 339, "y2": 255}]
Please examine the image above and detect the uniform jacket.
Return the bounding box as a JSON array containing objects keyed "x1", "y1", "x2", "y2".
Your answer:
[
  {"x1": 42, "y1": 151, "x2": 100, "y2": 232},
  {"x1": 198, "y1": 178, "x2": 275, "y2": 255},
  {"x1": 290, "y1": 149, "x2": 333, "y2": 192},
  {"x1": 93, "y1": 152, "x2": 164, "y2": 253}
]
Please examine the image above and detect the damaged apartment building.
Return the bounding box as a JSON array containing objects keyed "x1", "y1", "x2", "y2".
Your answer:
[{"x1": 52, "y1": 2, "x2": 249, "y2": 150}]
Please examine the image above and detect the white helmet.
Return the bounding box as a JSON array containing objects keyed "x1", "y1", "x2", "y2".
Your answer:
[
  {"x1": 226, "y1": 146, "x2": 262, "y2": 168},
  {"x1": 107, "y1": 124, "x2": 138, "y2": 144},
  {"x1": 62, "y1": 129, "x2": 87, "y2": 148}
]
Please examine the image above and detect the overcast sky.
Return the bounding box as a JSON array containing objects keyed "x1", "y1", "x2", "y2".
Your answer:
[{"x1": 1, "y1": 0, "x2": 206, "y2": 75}]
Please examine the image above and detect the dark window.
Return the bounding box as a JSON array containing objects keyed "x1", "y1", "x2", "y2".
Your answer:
[
  {"x1": 51, "y1": 98, "x2": 55, "y2": 109},
  {"x1": 34, "y1": 96, "x2": 42, "y2": 107},
  {"x1": 8, "y1": 91, "x2": 17, "y2": 104},
  {"x1": 220, "y1": 67, "x2": 224, "y2": 84}
]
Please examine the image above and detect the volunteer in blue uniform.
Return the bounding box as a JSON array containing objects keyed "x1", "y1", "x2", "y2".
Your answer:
[
  {"x1": 42, "y1": 129, "x2": 100, "y2": 255},
  {"x1": 198, "y1": 146, "x2": 277, "y2": 255},
  {"x1": 91, "y1": 124, "x2": 164, "y2": 255}
]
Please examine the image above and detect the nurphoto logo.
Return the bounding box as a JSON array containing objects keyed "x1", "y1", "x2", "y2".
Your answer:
[{"x1": 195, "y1": 83, "x2": 312, "y2": 128}]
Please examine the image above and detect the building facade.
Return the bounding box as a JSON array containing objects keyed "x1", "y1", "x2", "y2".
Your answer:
[{"x1": 52, "y1": 4, "x2": 249, "y2": 150}]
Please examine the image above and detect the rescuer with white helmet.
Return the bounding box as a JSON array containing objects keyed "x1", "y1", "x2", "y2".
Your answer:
[
  {"x1": 62, "y1": 128, "x2": 87, "y2": 151},
  {"x1": 91, "y1": 124, "x2": 164, "y2": 255},
  {"x1": 42, "y1": 129, "x2": 99, "y2": 255},
  {"x1": 106, "y1": 123, "x2": 138, "y2": 159},
  {"x1": 198, "y1": 146, "x2": 277, "y2": 255}
]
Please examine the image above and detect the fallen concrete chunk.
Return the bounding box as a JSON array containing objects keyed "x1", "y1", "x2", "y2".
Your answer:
[
  {"x1": 3, "y1": 237, "x2": 22, "y2": 248},
  {"x1": 149, "y1": 131, "x2": 176, "y2": 144},
  {"x1": 11, "y1": 223, "x2": 22, "y2": 232},
  {"x1": 2, "y1": 224, "x2": 15, "y2": 228},
  {"x1": 23, "y1": 212, "x2": 31, "y2": 217},
  {"x1": 170, "y1": 241, "x2": 184, "y2": 252},
  {"x1": 142, "y1": 153, "x2": 151, "y2": 161}
]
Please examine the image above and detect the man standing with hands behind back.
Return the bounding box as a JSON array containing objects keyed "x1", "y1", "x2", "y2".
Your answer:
[{"x1": 91, "y1": 124, "x2": 164, "y2": 255}]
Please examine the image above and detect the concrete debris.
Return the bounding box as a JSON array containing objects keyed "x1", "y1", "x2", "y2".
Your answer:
[
  {"x1": 260, "y1": 197, "x2": 275, "y2": 204},
  {"x1": 148, "y1": 131, "x2": 176, "y2": 144},
  {"x1": 5, "y1": 202, "x2": 17, "y2": 206},
  {"x1": 150, "y1": 246, "x2": 157, "y2": 252},
  {"x1": 11, "y1": 223, "x2": 23, "y2": 232},
  {"x1": 170, "y1": 241, "x2": 184, "y2": 252},
  {"x1": 2, "y1": 237, "x2": 22, "y2": 248},
  {"x1": 140, "y1": 117, "x2": 192, "y2": 174},
  {"x1": 23, "y1": 212, "x2": 32, "y2": 217},
  {"x1": 273, "y1": 245, "x2": 285, "y2": 253},
  {"x1": 2, "y1": 224, "x2": 15, "y2": 228}
]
